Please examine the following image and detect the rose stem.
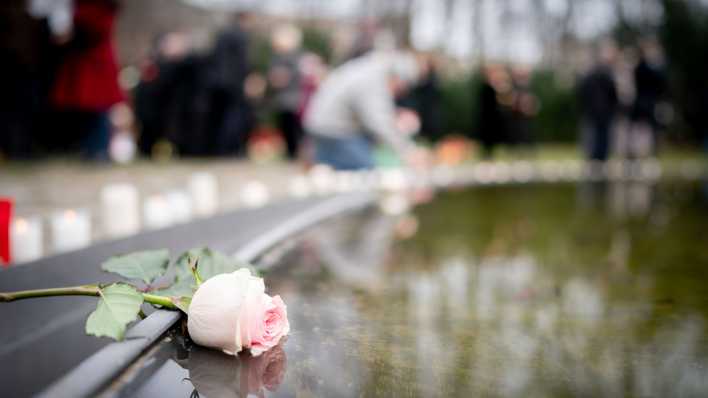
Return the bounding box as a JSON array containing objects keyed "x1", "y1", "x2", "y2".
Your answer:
[
  {"x1": 141, "y1": 293, "x2": 178, "y2": 309},
  {"x1": 0, "y1": 285, "x2": 100, "y2": 301},
  {"x1": 0, "y1": 285, "x2": 178, "y2": 309}
]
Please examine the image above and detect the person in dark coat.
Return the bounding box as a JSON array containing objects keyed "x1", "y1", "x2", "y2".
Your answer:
[
  {"x1": 476, "y1": 64, "x2": 511, "y2": 157},
  {"x1": 509, "y1": 66, "x2": 538, "y2": 149},
  {"x1": 268, "y1": 25, "x2": 304, "y2": 160},
  {"x1": 134, "y1": 32, "x2": 212, "y2": 157},
  {"x1": 206, "y1": 12, "x2": 255, "y2": 156},
  {"x1": 630, "y1": 39, "x2": 667, "y2": 157},
  {"x1": 50, "y1": 0, "x2": 124, "y2": 160},
  {"x1": 134, "y1": 33, "x2": 176, "y2": 156},
  {"x1": 411, "y1": 57, "x2": 443, "y2": 143},
  {"x1": 0, "y1": 0, "x2": 52, "y2": 158},
  {"x1": 577, "y1": 44, "x2": 619, "y2": 161}
]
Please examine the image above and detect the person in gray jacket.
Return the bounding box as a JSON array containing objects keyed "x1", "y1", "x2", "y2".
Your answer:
[{"x1": 304, "y1": 51, "x2": 423, "y2": 170}]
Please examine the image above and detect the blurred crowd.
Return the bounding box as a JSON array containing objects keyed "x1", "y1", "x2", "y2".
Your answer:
[
  {"x1": 0, "y1": 0, "x2": 681, "y2": 168},
  {"x1": 577, "y1": 39, "x2": 668, "y2": 161},
  {"x1": 476, "y1": 37, "x2": 669, "y2": 162},
  {"x1": 1, "y1": 0, "x2": 124, "y2": 160}
]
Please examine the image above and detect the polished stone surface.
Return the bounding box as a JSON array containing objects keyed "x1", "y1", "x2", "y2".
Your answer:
[
  {"x1": 0, "y1": 197, "x2": 338, "y2": 397},
  {"x1": 106, "y1": 180, "x2": 708, "y2": 397}
]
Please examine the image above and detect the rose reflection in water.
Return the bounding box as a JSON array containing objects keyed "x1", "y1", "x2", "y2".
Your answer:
[{"x1": 183, "y1": 341, "x2": 287, "y2": 398}]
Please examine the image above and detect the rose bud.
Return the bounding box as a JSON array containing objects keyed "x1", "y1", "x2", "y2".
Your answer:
[{"x1": 187, "y1": 268, "x2": 290, "y2": 356}]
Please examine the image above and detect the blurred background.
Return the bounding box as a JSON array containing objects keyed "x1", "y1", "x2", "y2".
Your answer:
[
  {"x1": 2, "y1": 3, "x2": 708, "y2": 396},
  {"x1": 0, "y1": 0, "x2": 707, "y2": 265},
  {"x1": 1, "y1": 0, "x2": 707, "y2": 162}
]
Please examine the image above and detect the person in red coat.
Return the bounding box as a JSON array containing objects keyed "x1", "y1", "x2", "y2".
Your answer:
[{"x1": 51, "y1": 0, "x2": 124, "y2": 159}]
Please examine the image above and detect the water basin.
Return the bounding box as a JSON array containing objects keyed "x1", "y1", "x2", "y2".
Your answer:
[{"x1": 111, "y1": 181, "x2": 708, "y2": 397}]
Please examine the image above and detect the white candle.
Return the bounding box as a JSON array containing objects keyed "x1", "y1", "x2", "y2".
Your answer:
[
  {"x1": 380, "y1": 168, "x2": 409, "y2": 192},
  {"x1": 379, "y1": 194, "x2": 411, "y2": 216},
  {"x1": 165, "y1": 191, "x2": 193, "y2": 224},
  {"x1": 240, "y1": 181, "x2": 270, "y2": 208},
  {"x1": 143, "y1": 195, "x2": 173, "y2": 230},
  {"x1": 101, "y1": 183, "x2": 140, "y2": 238},
  {"x1": 309, "y1": 165, "x2": 335, "y2": 195},
  {"x1": 432, "y1": 166, "x2": 456, "y2": 187},
  {"x1": 189, "y1": 173, "x2": 219, "y2": 217},
  {"x1": 334, "y1": 171, "x2": 356, "y2": 193},
  {"x1": 288, "y1": 175, "x2": 311, "y2": 199},
  {"x1": 11, "y1": 216, "x2": 42, "y2": 263},
  {"x1": 361, "y1": 170, "x2": 380, "y2": 190},
  {"x1": 50, "y1": 209, "x2": 91, "y2": 253}
]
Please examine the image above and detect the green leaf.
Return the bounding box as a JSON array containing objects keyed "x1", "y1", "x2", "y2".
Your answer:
[
  {"x1": 102, "y1": 249, "x2": 170, "y2": 284},
  {"x1": 175, "y1": 248, "x2": 248, "y2": 281},
  {"x1": 85, "y1": 284, "x2": 144, "y2": 341},
  {"x1": 154, "y1": 277, "x2": 195, "y2": 298},
  {"x1": 154, "y1": 248, "x2": 253, "y2": 300}
]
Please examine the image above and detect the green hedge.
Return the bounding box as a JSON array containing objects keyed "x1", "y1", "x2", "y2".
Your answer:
[{"x1": 438, "y1": 70, "x2": 579, "y2": 143}]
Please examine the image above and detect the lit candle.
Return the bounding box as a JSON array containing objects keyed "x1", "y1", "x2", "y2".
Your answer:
[
  {"x1": 432, "y1": 166, "x2": 455, "y2": 187},
  {"x1": 240, "y1": 181, "x2": 270, "y2": 208},
  {"x1": 288, "y1": 175, "x2": 311, "y2": 199},
  {"x1": 11, "y1": 216, "x2": 42, "y2": 263},
  {"x1": 309, "y1": 165, "x2": 335, "y2": 195},
  {"x1": 50, "y1": 209, "x2": 91, "y2": 253},
  {"x1": 101, "y1": 183, "x2": 140, "y2": 238},
  {"x1": 334, "y1": 171, "x2": 356, "y2": 193},
  {"x1": 379, "y1": 193, "x2": 411, "y2": 215},
  {"x1": 143, "y1": 195, "x2": 173, "y2": 230},
  {"x1": 189, "y1": 173, "x2": 219, "y2": 217},
  {"x1": 380, "y1": 168, "x2": 409, "y2": 192},
  {"x1": 511, "y1": 161, "x2": 534, "y2": 183},
  {"x1": 165, "y1": 191, "x2": 193, "y2": 224}
]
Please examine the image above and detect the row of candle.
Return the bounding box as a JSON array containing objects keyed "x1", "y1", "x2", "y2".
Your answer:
[
  {"x1": 9, "y1": 173, "x2": 218, "y2": 264},
  {"x1": 7, "y1": 159, "x2": 692, "y2": 265}
]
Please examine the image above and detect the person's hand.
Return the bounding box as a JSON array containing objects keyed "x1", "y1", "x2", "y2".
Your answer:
[{"x1": 396, "y1": 108, "x2": 421, "y2": 137}]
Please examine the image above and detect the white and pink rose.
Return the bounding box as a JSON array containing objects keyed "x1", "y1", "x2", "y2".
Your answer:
[{"x1": 187, "y1": 268, "x2": 289, "y2": 356}]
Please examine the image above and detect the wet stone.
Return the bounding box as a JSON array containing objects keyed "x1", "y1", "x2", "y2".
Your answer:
[{"x1": 109, "y1": 181, "x2": 708, "y2": 397}]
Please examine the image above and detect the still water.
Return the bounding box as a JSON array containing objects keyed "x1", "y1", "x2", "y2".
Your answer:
[{"x1": 119, "y1": 181, "x2": 708, "y2": 398}]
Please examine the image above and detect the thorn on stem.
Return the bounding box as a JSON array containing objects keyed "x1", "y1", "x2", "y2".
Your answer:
[{"x1": 189, "y1": 256, "x2": 204, "y2": 286}]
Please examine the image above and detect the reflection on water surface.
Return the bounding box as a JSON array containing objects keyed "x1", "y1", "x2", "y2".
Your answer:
[{"x1": 122, "y1": 181, "x2": 708, "y2": 397}]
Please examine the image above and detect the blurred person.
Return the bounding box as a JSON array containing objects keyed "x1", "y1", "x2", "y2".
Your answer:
[
  {"x1": 297, "y1": 53, "x2": 328, "y2": 120},
  {"x1": 206, "y1": 12, "x2": 255, "y2": 156},
  {"x1": 407, "y1": 55, "x2": 443, "y2": 143},
  {"x1": 476, "y1": 64, "x2": 512, "y2": 157},
  {"x1": 509, "y1": 65, "x2": 538, "y2": 150},
  {"x1": 50, "y1": 0, "x2": 124, "y2": 160},
  {"x1": 0, "y1": 0, "x2": 70, "y2": 158},
  {"x1": 134, "y1": 32, "x2": 212, "y2": 157},
  {"x1": 629, "y1": 38, "x2": 667, "y2": 158},
  {"x1": 134, "y1": 32, "x2": 186, "y2": 156},
  {"x1": 23, "y1": 0, "x2": 73, "y2": 155},
  {"x1": 27, "y1": 0, "x2": 73, "y2": 41},
  {"x1": 304, "y1": 51, "x2": 425, "y2": 170},
  {"x1": 345, "y1": 17, "x2": 380, "y2": 61},
  {"x1": 0, "y1": 1, "x2": 46, "y2": 158},
  {"x1": 296, "y1": 52, "x2": 328, "y2": 167},
  {"x1": 310, "y1": 208, "x2": 403, "y2": 289},
  {"x1": 268, "y1": 24, "x2": 304, "y2": 160},
  {"x1": 577, "y1": 42, "x2": 619, "y2": 161}
]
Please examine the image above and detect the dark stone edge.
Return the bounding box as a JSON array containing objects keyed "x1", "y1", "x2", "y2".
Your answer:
[{"x1": 36, "y1": 193, "x2": 375, "y2": 398}]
